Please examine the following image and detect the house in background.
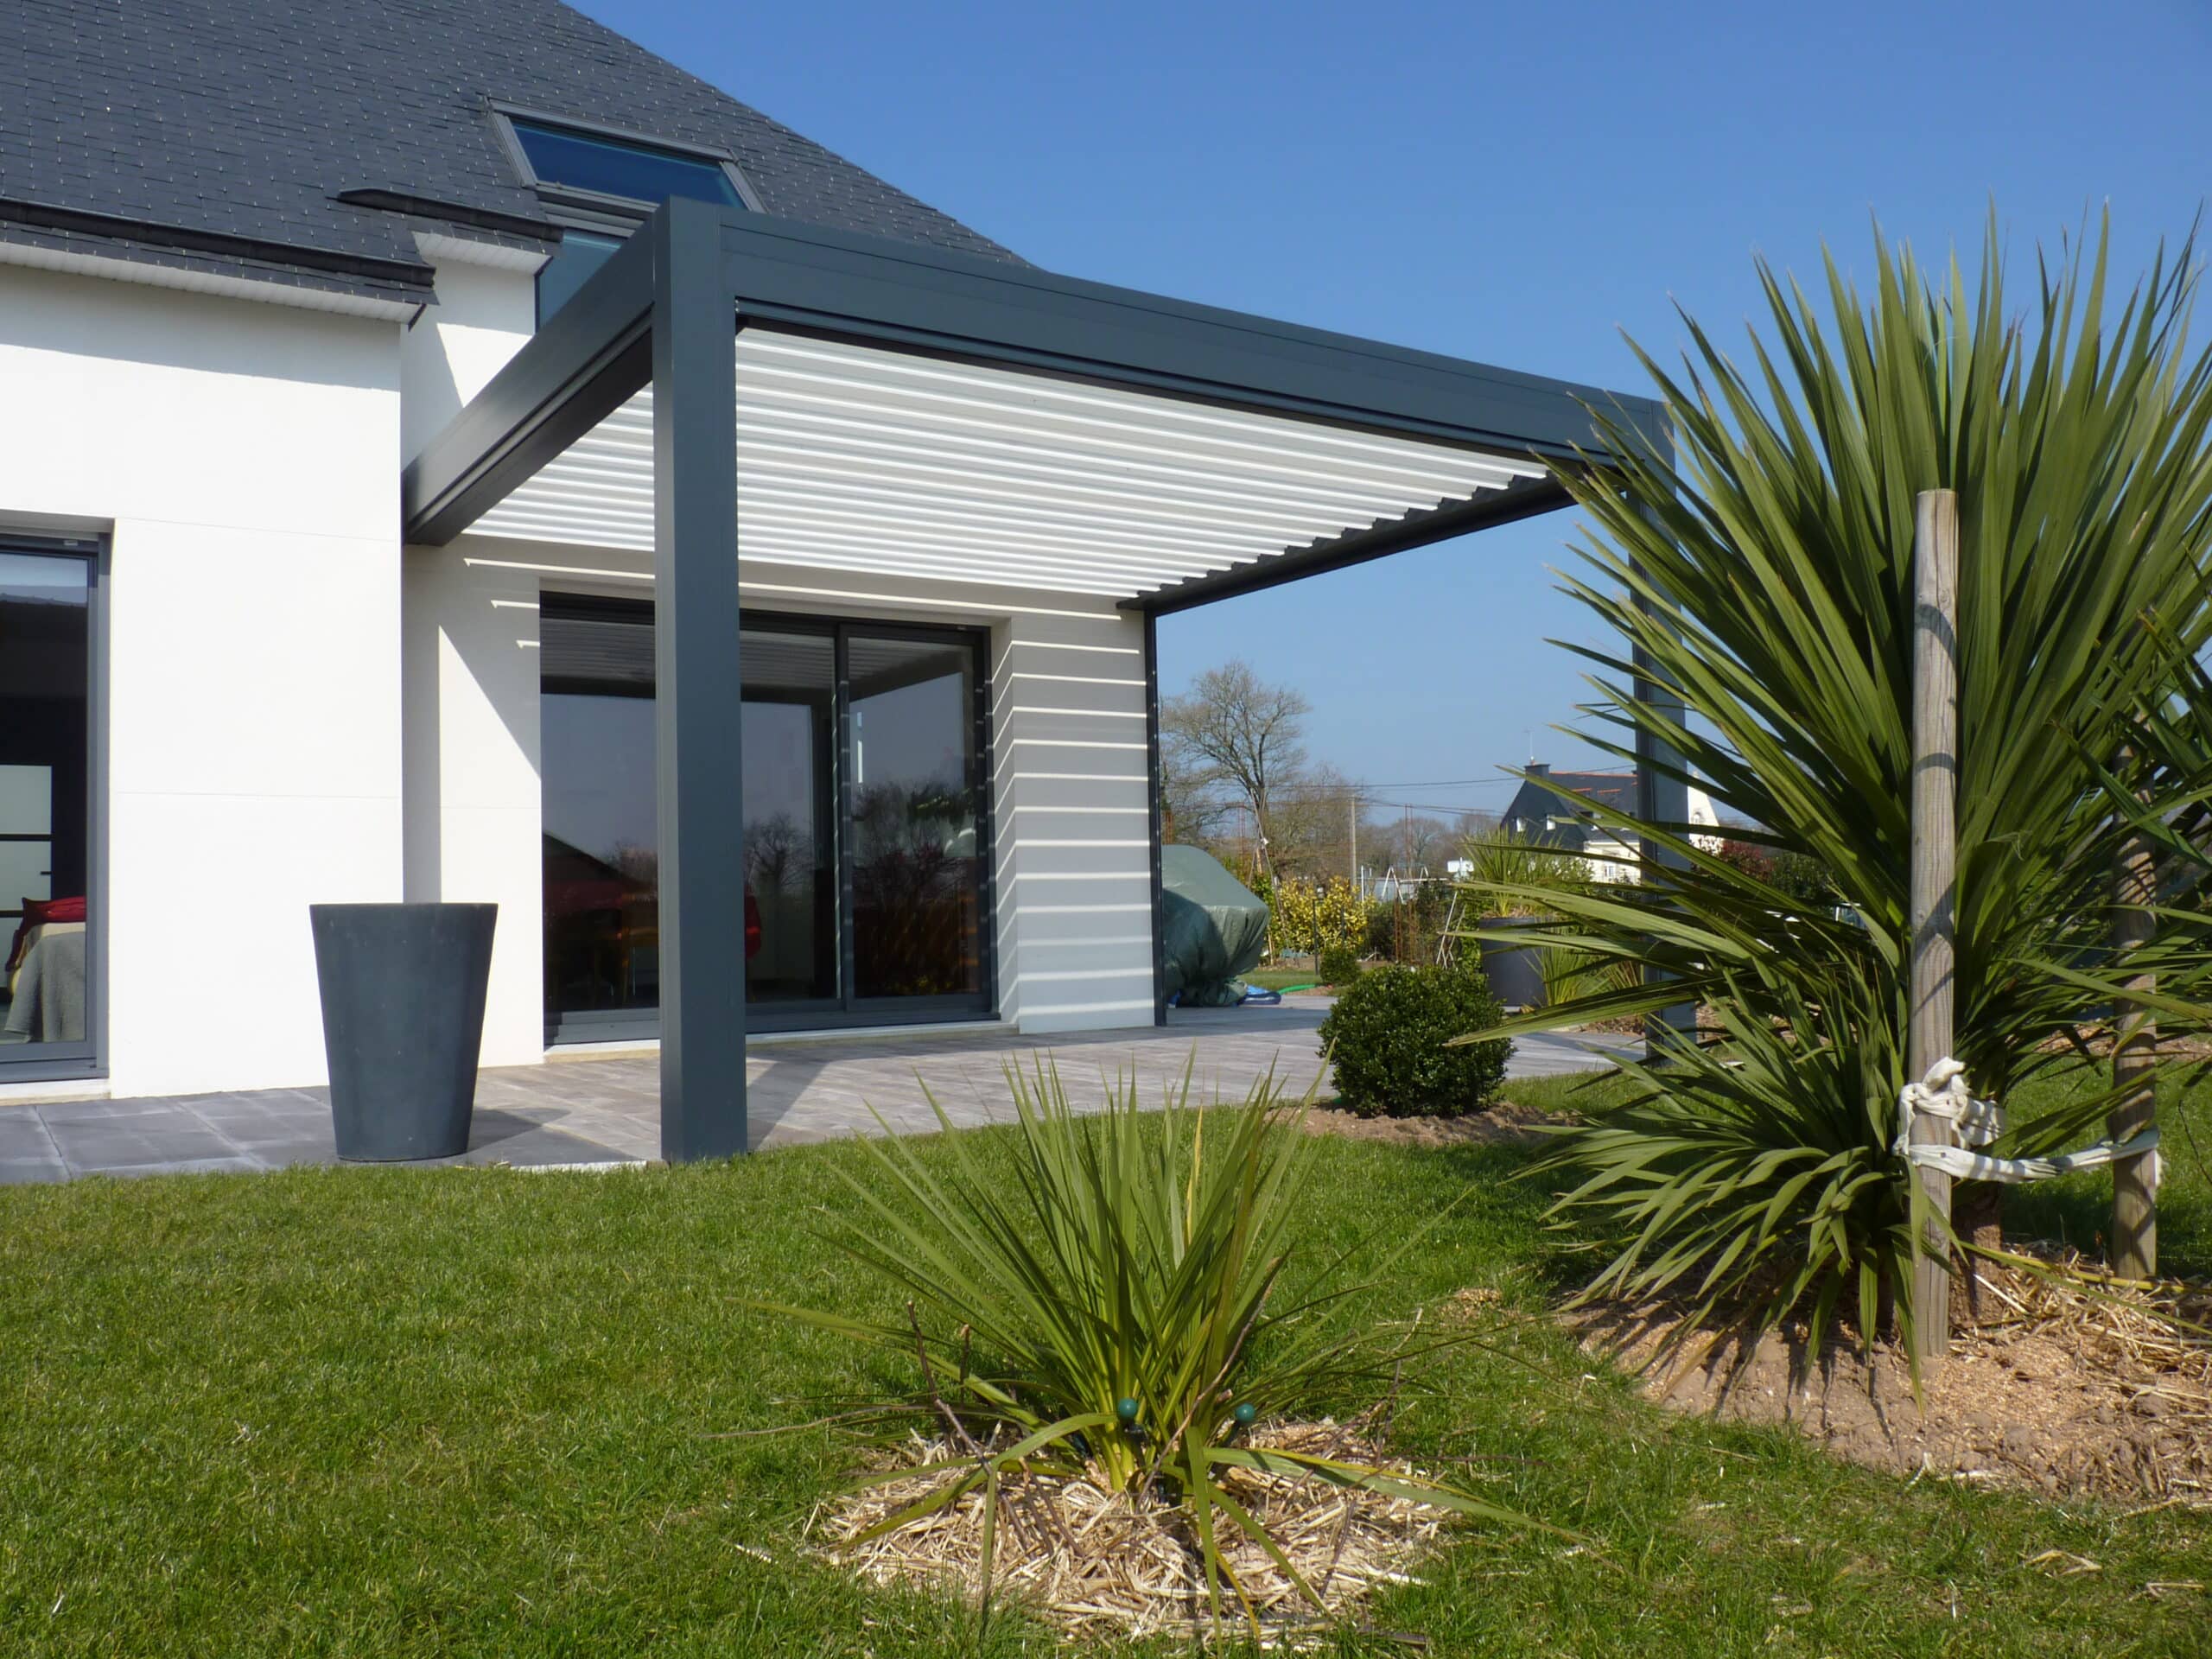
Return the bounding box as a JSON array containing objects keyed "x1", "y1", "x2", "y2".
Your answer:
[
  {"x1": 0, "y1": 0, "x2": 1674, "y2": 1154},
  {"x1": 1500, "y1": 763, "x2": 1720, "y2": 883}
]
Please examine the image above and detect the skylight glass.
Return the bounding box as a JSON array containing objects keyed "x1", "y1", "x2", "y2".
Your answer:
[{"x1": 512, "y1": 119, "x2": 743, "y2": 209}]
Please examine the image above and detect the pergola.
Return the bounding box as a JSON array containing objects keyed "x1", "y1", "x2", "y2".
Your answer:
[{"x1": 403, "y1": 198, "x2": 1676, "y2": 1160}]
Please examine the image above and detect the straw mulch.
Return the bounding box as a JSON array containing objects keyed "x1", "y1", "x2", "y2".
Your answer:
[
  {"x1": 816, "y1": 1420, "x2": 1452, "y2": 1644},
  {"x1": 1577, "y1": 1243, "x2": 2212, "y2": 1503}
]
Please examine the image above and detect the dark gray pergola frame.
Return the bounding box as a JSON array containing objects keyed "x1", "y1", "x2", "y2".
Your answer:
[{"x1": 404, "y1": 198, "x2": 1680, "y2": 1161}]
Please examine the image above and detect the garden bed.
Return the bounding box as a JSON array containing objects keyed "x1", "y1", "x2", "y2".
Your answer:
[
  {"x1": 1302, "y1": 1098, "x2": 1556, "y2": 1148},
  {"x1": 822, "y1": 1420, "x2": 1449, "y2": 1643},
  {"x1": 1575, "y1": 1247, "x2": 2212, "y2": 1504}
]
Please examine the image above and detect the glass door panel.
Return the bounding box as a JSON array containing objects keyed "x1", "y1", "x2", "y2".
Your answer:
[
  {"x1": 540, "y1": 601, "x2": 659, "y2": 1029},
  {"x1": 849, "y1": 635, "x2": 982, "y2": 1002},
  {"x1": 741, "y1": 629, "x2": 837, "y2": 1004},
  {"x1": 0, "y1": 550, "x2": 92, "y2": 1060}
]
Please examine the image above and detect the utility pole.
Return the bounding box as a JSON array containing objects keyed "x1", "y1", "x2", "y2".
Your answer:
[
  {"x1": 1907, "y1": 489, "x2": 1960, "y2": 1373},
  {"x1": 1349, "y1": 791, "x2": 1359, "y2": 895}
]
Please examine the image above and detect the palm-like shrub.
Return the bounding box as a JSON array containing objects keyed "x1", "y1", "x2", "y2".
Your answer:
[
  {"x1": 1474, "y1": 215, "x2": 2212, "y2": 1346},
  {"x1": 774, "y1": 1063, "x2": 1530, "y2": 1627}
]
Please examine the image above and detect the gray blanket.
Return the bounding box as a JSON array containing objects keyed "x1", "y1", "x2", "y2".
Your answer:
[{"x1": 4, "y1": 926, "x2": 86, "y2": 1042}]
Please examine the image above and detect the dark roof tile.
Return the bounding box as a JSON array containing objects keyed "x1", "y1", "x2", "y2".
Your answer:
[{"x1": 0, "y1": 0, "x2": 1018, "y2": 302}]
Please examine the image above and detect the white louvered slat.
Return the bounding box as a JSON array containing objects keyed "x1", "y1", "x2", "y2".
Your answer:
[{"x1": 467, "y1": 327, "x2": 1537, "y2": 596}]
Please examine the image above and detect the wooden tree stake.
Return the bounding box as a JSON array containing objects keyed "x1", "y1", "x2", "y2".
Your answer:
[
  {"x1": 2112, "y1": 798, "x2": 2158, "y2": 1279},
  {"x1": 1908, "y1": 489, "x2": 1960, "y2": 1372}
]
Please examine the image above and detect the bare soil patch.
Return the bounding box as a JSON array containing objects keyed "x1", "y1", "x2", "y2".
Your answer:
[
  {"x1": 818, "y1": 1421, "x2": 1452, "y2": 1643},
  {"x1": 1574, "y1": 1249, "x2": 2212, "y2": 1503},
  {"x1": 1302, "y1": 1099, "x2": 1555, "y2": 1149}
]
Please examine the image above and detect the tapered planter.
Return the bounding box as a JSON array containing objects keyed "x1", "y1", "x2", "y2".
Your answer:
[
  {"x1": 1477, "y1": 914, "x2": 1550, "y2": 1013},
  {"x1": 310, "y1": 903, "x2": 497, "y2": 1161}
]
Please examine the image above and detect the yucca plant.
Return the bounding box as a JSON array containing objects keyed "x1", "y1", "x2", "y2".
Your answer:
[
  {"x1": 1545, "y1": 971, "x2": 1923, "y2": 1358},
  {"x1": 1467, "y1": 212, "x2": 2212, "y2": 1347},
  {"x1": 770, "y1": 1061, "x2": 1539, "y2": 1630},
  {"x1": 1457, "y1": 829, "x2": 1592, "y2": 918}
]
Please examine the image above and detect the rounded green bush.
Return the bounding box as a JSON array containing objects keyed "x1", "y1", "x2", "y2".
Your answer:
[
  {"x1": 1316, "y1": 963, "x2": 1510, "y2": 1117},
  {"x1": 1316, "y1": 944, "x2": 1363, "y2": 987}
]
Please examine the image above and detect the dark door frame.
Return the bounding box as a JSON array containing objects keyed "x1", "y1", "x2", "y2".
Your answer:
[{"x1": 0, "y1": 531, "x2": 107, "y2": 1085}]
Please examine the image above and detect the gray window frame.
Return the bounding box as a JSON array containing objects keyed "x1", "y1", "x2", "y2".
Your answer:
[
  {"x1": 489, "y1": 105, "x2": 764, "y2": 224},
  {"x1": 0, "y1": 531, "x2": 107, "y2": 1085}
]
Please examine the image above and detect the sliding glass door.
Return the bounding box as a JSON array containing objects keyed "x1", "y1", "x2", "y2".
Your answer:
[
  {"x1": 849, "y1": 633, "x2": 983, "y2": 1007},
  {"x1": 0, "y1": 541, "x2": 98, "y2": 1078},
  {"x1": 540, "y1": 599, "x2": 989, "y2": 1039}
]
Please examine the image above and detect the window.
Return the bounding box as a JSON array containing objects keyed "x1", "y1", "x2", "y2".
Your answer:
[
  {"x1": 500, "y1": 114, "x2": 752, "y2": 325},
  {"x1": 511, "y1": 120, "x2": 745, "y2": 210}
]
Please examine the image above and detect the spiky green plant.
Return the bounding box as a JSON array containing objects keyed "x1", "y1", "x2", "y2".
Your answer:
[
  {"x1": 769, "y1": 1062, "x2": 1543, "y2": 1632},
  {"x1": 1457, "y1": 829, "x2": 1592, "y2": 918},
  {"x1": 1468, "y1": 213, "x2": 2212, "y2": 1350}
]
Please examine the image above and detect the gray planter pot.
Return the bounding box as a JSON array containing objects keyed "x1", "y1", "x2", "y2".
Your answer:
[
  {"x1": 1477, "y1": 915, "x2": 1550, "y2": 1013},
  {"x1": 310, "y1": 902, "x2": 497, "y2": 1161}
]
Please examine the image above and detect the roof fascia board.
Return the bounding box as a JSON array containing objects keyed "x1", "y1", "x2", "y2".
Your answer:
[
  {"x1": 403, "y1": 227, "x2": 658, "y2": 543},
  {"x1": 0, "y1": 195, "x2": 431, "y2": 293},
  {"x1": 0, "y1": 234, "x2": 418, "y2": 321},
  {"x1": 716, "y1": 212, "x2": 1665, "y2": 467}
]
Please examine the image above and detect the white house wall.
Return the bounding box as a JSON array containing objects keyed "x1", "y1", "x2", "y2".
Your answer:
[
  {"x1": 400, "y1": 544, "x2": 545, "y2": 1066},
  {"x1": 0, "y1": 264, "x2": 403, "y2": 1095},
  {"x1": 398, "y1": 256, "x2": 537, "y2": 465}
]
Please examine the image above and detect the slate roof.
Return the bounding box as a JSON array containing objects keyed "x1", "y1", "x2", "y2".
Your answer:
[
  {"x1": 0, "y1": 0, "x2": 1019, "y2": 308},
  {"x1": 1501, "y1": 769, "x2": 1638, "y2": 853}
]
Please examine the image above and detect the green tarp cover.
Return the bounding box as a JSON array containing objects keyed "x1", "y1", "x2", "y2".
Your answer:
[{"x1": 1160, "y1": 844, "x2": 1269, "y2": 1007}]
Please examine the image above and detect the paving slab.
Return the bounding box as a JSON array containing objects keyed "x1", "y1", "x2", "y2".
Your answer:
[{"x1": 0, "y1": 1003, "x2": 1636, "y2": 1185}]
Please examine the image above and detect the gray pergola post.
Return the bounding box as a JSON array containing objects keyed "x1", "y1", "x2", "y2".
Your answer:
[
  {"x1": 652, "y1": 198, "x2": 747, "y2": 1160},
  {"x1": 1632, "y1": 477, "x2": 1697, "y2": 1048}
]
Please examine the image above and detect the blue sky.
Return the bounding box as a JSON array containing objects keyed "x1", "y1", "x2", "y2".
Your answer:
[{"x1": 586, "y1": 0, "x2": 2211, "y2": 822}]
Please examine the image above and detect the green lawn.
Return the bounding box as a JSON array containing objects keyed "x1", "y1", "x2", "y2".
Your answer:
[
  {"x1": 1242, "y1": 965, "x2": 1323, "y2": 992},
  {"x1": 1, "y1": 1067, "x2": 2207, "y2": 1656}
]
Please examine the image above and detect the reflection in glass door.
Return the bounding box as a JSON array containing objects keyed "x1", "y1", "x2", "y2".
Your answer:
[
  {"x1": 741, "y1": 630, "x2": 837, "y2": 1005},
  {"x1": 540, "y1": 601, "x2": 988, "y2": 1038},
  {"x1": 0, "y1": 546, "x2": 94, "y2": 1071},
  {"x1": 849, "y1": 636, "x2": 982, "y2": 1002},
  {"x1": 539, "y1": 598, "x2": 659, "y2": 1034}
]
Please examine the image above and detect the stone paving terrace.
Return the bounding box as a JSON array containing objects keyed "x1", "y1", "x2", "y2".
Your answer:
[{"x1": 0, "y1": 1001, "x2": 1636, "y2": 1184}]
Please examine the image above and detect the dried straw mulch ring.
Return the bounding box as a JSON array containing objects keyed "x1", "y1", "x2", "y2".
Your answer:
[{"x1": 817, "y1": 1419, "x2": 1456, "y2": 1643}]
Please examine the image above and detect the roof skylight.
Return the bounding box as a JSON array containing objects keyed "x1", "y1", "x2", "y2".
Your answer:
[{"x1": 510, "y1": 118, "x2": 744, "y2": 211}]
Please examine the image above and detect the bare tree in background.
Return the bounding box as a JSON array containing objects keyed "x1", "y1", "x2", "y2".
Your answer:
[
  {"x1": 1163, "y1": 660, "x2": 1309, "y2": 882},
  {"x1": 1266, "y1": 763, "x2": 1357, "y2": 880},
  {"x1": 1160, "y1": 742, "x2": 1235, "y2": 846},
  {"x1": 1376, "y1": 812, "x2": 1453, "y2": 872}
]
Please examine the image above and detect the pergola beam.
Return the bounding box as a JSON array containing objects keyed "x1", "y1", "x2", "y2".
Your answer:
[
  {"x1": 403, "y1": 230, "x2": 656, "y2": 546},
  {"x1": 1130, "y1": 474, "x2": 1574, "y2": 617}
]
